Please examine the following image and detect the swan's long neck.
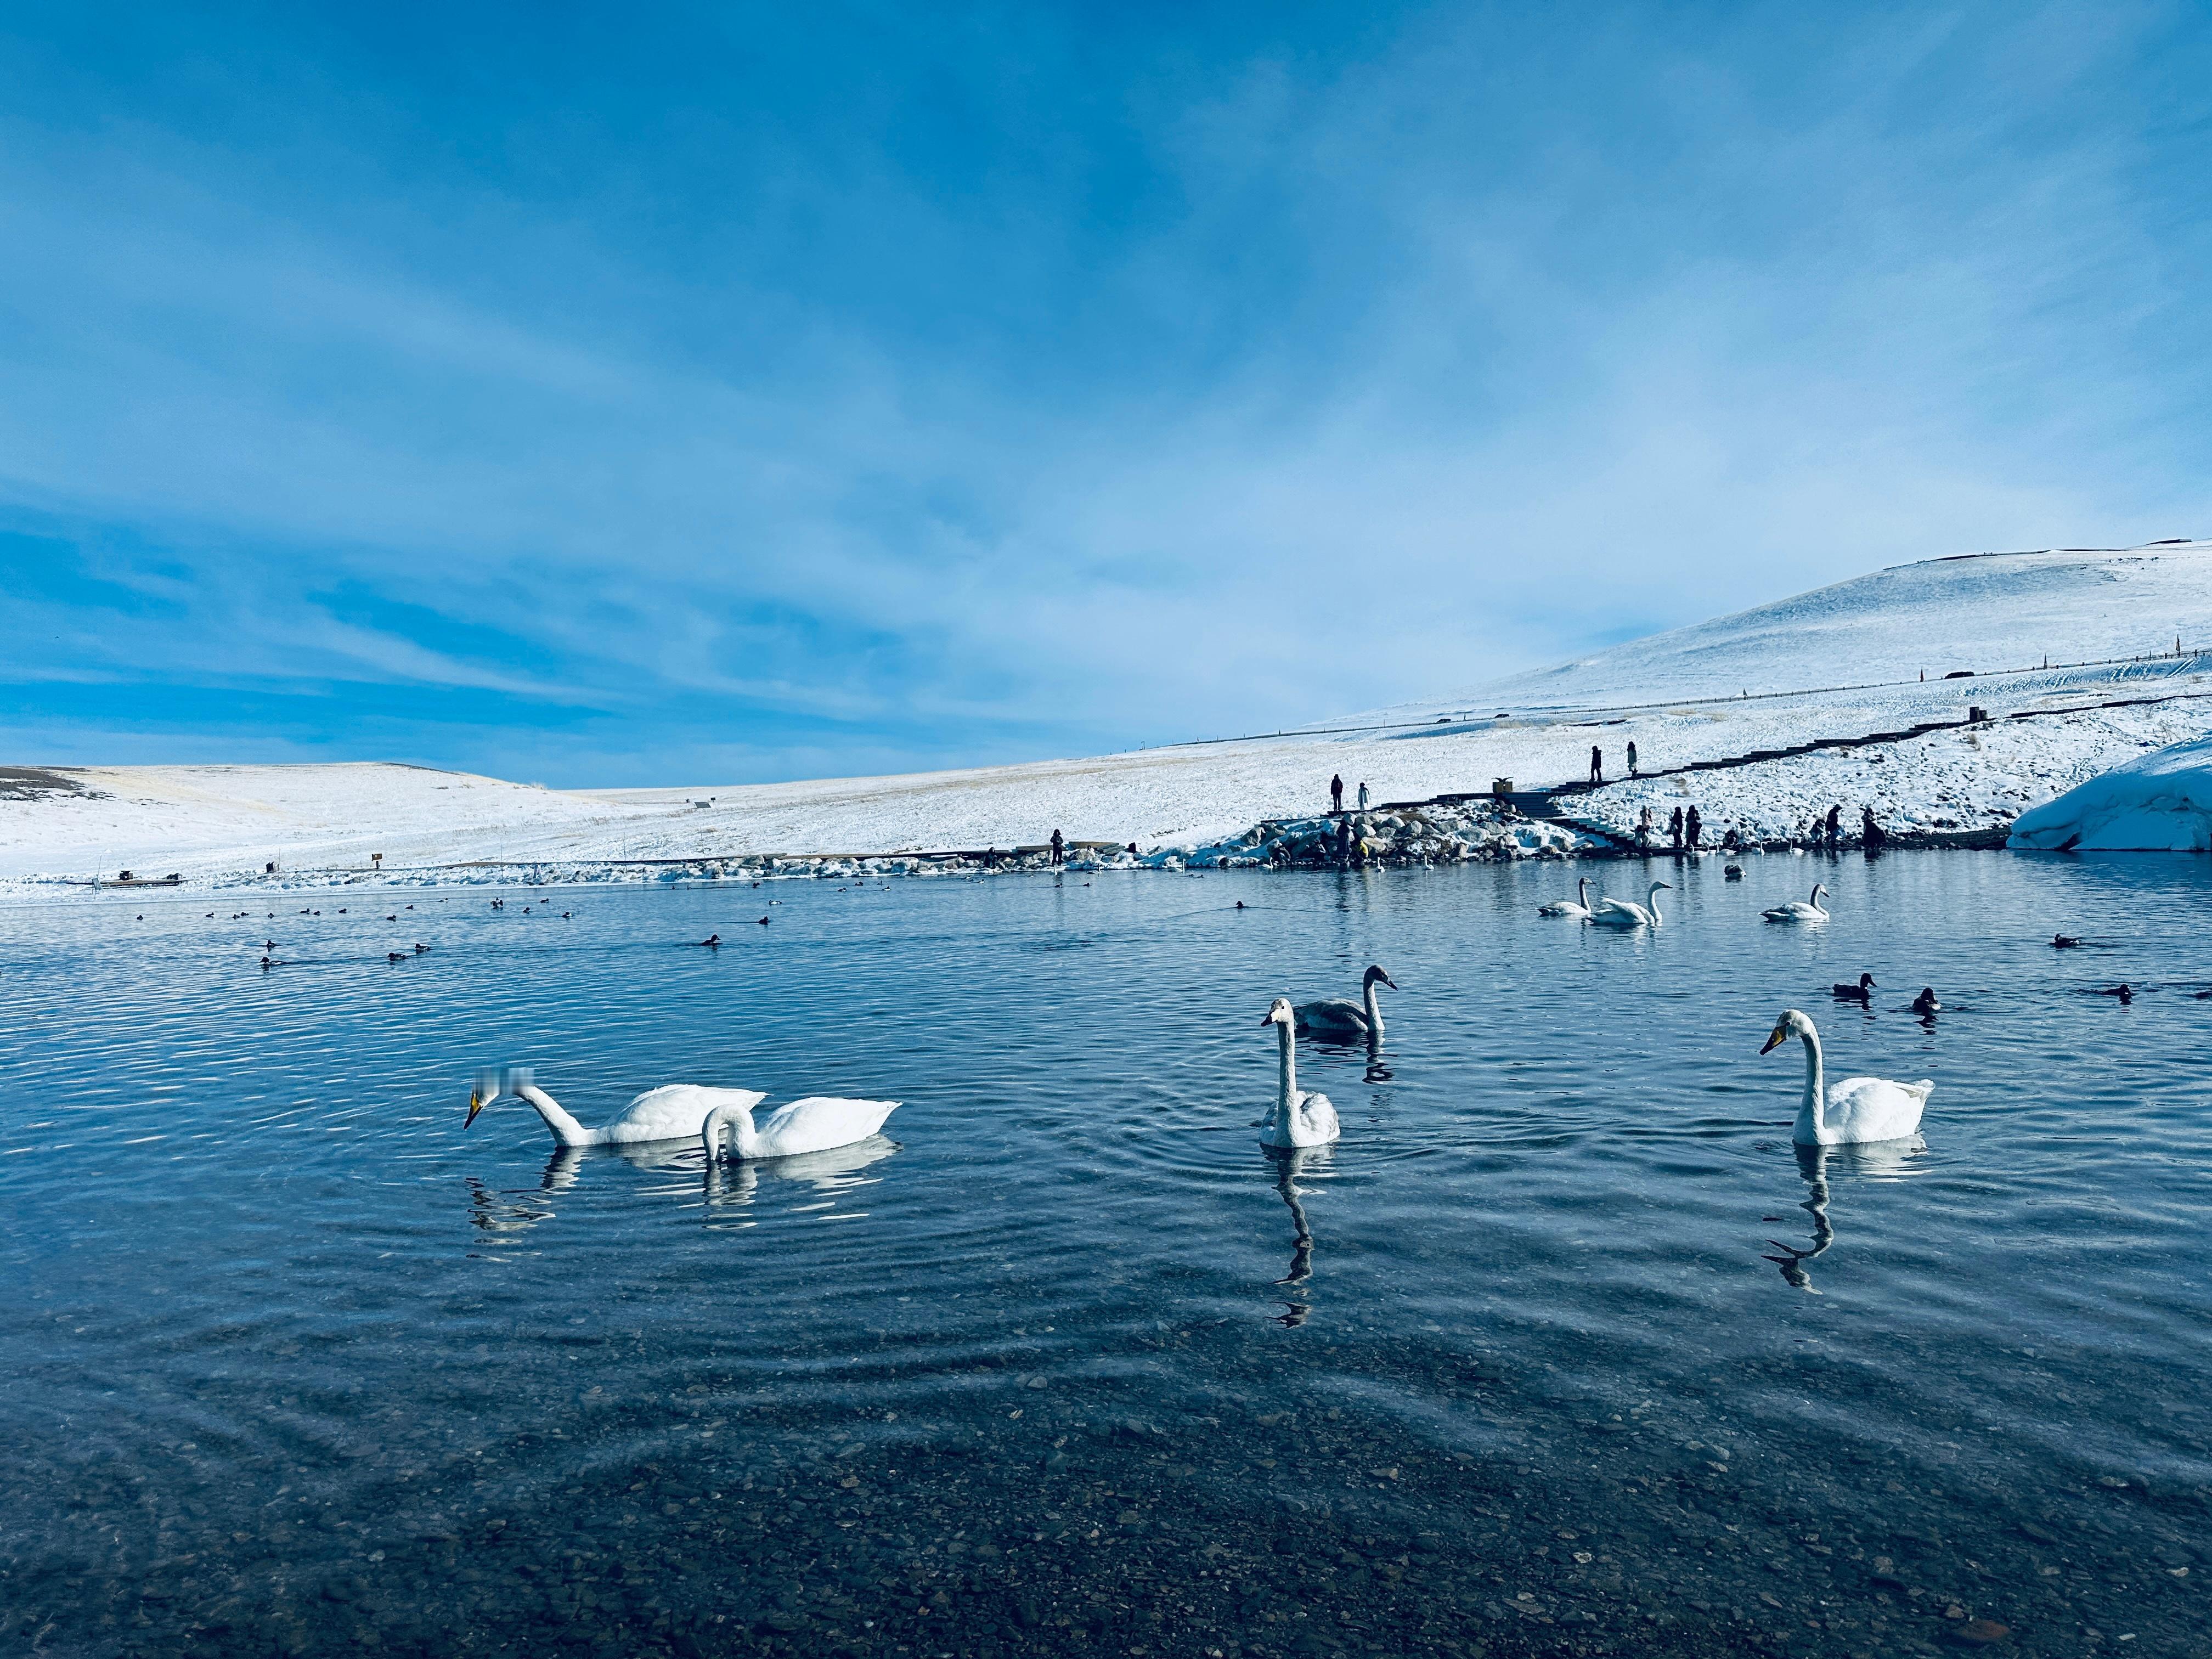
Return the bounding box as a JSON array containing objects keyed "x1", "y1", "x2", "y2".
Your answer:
[
  {"x1": 1277, "y1": 1022, "x2": 1299, "y2": 1115},
  {"x1": 515, "y1": 1084, "x2": 595, "y2": 1148},
  {"x1": 1363, "y1": 978, "x2": 1384, "y2": 1036},
  {"x1": 1577, "y1": 877, "x2": 1589, "y2": 909},
  {"x1": 702, "y1": 1103, "x2": 758, "y2": 1161},
  {"x1": 1647, "y1": 883, "x2": 1666, "y2": 926},
  {"x1": 1795, "y1": 1028, "x2": 1826, "y2": 1137},
  {"x1": 1808, "y1": 885, "x2": 1825, "y2": 913}
]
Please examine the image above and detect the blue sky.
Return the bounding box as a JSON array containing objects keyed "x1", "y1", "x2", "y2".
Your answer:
[{"x1": 3, "y1": 3, "x2": 2208, "y2": 785}]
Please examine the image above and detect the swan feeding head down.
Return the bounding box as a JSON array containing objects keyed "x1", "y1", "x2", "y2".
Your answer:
[
  {"x1": 1759, "y1": 1009, "x2": 1932, "y2": 1146},
  {"x1": 1260, "y1": 998, "x2": 1341, "y2": 1148},
  {"x1": 701, "y1": 1094, "x2": 899, "y2": 1163},
  {"x1": 1294, "y1": 966, "x2": 1397, "y2": 1038}
]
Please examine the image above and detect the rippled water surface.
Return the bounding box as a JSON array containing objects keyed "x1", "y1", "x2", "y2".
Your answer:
[{"x1": 4, "y1": 853, "x2": 2209, "y2": 1658}]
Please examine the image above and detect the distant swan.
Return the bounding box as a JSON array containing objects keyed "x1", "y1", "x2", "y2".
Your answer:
[
  {"x1": 1760, "y1": 1009, "x2": 1931, "y2": 1146},
  {"x1": 1295, "y1": 965, "x2": 1396, "y2": 1037},
  {"x1": 1590, "y1": 881, "x2": 1670, "y2": 929},
  {"x1": 1538, "y1": 878, "x2": 1595, "y2": 919},
  {"x1": 1260, "y1": 998, "x2": 1340, "y2": 1148},
  {"x1": 467, "y1": 1067, "x2": 762, "y2": 1148},
  {"x1": 702, "y1": 1094, "x2": 899, "y2": 1162},
  {"x1": 1763, "y1": 883, "x2": 1829, "y2": 923}
]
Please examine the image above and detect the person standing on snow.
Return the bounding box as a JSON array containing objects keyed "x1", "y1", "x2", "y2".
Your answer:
[
  {"x1": 1627, "y1": 741, "x2": 1638, "y2": 777},
  {"x1": 1669, "y1": 806, "x2": 1684, "y2": 851},
  {"x1": 1049, "y1": 828, "x2": 1064, "y2": 866},
  {"x1": 1357, "y1": 781, "x2": 1370, "y2": 811},
  {"x1": 1826, "y1": 804, "x2": 1842, "y2": 847},
  {"x1": 1330, "y1": 774, "x2": 1345, "y2": 814},
  {"x1": 1589, "y1": 746, "x2": 1604, "y2": 785},
  {"x1": 1685, "y1": 805, "x2": 1702, "y2": 849}
]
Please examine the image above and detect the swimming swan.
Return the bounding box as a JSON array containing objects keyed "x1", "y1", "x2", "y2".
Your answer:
[
  {"x1": 1760, "y1": 1009, "x2": 1932, "y2": 1146},
  {"x1": 1589, "y1": 881, "x2": 1670, "y2": 929},
  {"x1": 1538, "y1": 878, "x2": 1595, "y2": 919},
  {"x1": 702, "y1": 1094, "x2": 899, "y2": 1162},
  {"x1": 1260, "y1": 998, "x2": 1340, "y2": 1148},
  {"x1": 467, "y1": 1067, "x2": 764, "y2": 1148},
  {"x1": 1763, "y1": 883, "x2": 1829, "y2": 923},
  {"x1": 1295, "y1": 965, "x2": 1396, "y2": 1037}
]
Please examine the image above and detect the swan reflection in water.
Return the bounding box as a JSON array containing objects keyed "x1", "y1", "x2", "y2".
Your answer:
[
  {"x1": 702, "y1": 1135, "x2": 899, "y2": 1224},
  {"x1": 1266, "y1": 1144, "x2": 1334, "y2": 1323},
  {"x1": 1763, "y1": 1137, "x2": 1927, "y2": 1292},
  {"x1": 465, "y1": 1136, "x2": 898, "y2": 1239}
]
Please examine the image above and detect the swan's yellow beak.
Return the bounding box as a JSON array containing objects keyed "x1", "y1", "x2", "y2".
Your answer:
[
  {"x1": 1759, "y1": 1026, "x2": 1788, "y2": 1055},
  {"x1": 466, "y1": 1089, "x2": 486, "y2": 1128}
]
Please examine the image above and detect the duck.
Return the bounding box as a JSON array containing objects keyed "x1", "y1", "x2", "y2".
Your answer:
[
  {"x1": 1831, "y1": 972, "x2": 1875, "y2": 1004},
  {"x1": 387, "y1": 951, "x2": 408, "y2": 962},
  {"x1": 1759, "y1": 1009, "x2": 1932, "y2": 1146},
  {"x1": 2097, "y1": 983, "x2": 2134, "y2": 1004},
  {"x1": 693, "y1": 934, "x2": 720, "y2": 948},
  {"x1": 1537, "y1": 878, "x2": 1596, "y2": 919},
  {"x1": 1295, "y1": 966, "x2": 1397, "y2": 1038},
  {"x1": 1762, "y1": 883, "x2": 1829, "y2": 923},
  {"x1": 1259, "y1": 999, "x2": 1340, "y2": 1148},
  {"x1": 467, "y1": 1068, "x2": 769, "y2": 1148},
  {"x1": 1723, "y1": 865, "x2": 1743, "y2": 881},
  {"x1": 1589, "y1": 881, "x2": 1671, "y2": 929},
  {"x1": 2052, "y1": 934, "x2": 2081, "y2": 949},
  {"x1": 1910, "y1": 987, "x2": 1939, "y2": 1015},
  {"x1": 701, "y1": 1094, "x2": 899, "y2": 1162}
]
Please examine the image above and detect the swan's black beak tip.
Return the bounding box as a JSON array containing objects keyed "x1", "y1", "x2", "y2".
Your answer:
[{"x1": 1759, "y1": 1029, "x2": 1786, "y2": 1055}]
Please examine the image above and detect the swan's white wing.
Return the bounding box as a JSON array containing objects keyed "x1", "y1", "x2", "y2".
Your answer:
[
  {"x1": 752, "y1": 1097, "x2": 899, "y2": 1157},
  {"x1": 1537, "y1": 900, "x2": 1590, "y2": 917},
  {"x1": 1824, "y1": 1076, "x2": 1932, "y2": 1142},
  {"x1": 1588, "y1": 899, "x2": 1646, "y2": 927},
  {"x1": 609, "y1": 1084, "x2": 765, "y2": 1143},
  {"x1": 1294, "y1": 998, "x2": 1368, "y2": 1030},
  {"x1": 1299, "y1": 1091, "x2": 1341, "y2": 1145}
]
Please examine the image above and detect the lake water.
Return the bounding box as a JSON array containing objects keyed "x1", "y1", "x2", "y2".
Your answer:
[{"x1": 3, "y1": 851, "x2": 2209, "y2": 1659}]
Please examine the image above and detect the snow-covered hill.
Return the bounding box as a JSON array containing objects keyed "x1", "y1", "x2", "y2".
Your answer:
[{"x1": 5, "y1": 539, "x2": 2210, "y2": 891}]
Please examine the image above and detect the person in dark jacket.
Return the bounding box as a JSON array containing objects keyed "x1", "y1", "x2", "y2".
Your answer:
[
  {"x1": 1825, "y1": 804, "x2": 1842, "y2": 847},
  {"x1": 1330, "y1": 774, "x2": 1344, "y2": 814},
  {"x1": 1860, "y1": 808, "x2": 1887, "y2": 849},
  {"x1": 1589, "y1": 746, "x2": 1604, "y2": 785},
  {"x1": 1685, "y1": 805, "x2": 1702, "y2": 849},
  {"x1": 1627, "y1": 741, "x2": 1638, "y2": 777},
  {"x1": 1049, "y1": 828, "x2": 1064, "y2": 865},
  {"x1": 1669, "y1": 806, "x2": 1684, "y2": 850}
]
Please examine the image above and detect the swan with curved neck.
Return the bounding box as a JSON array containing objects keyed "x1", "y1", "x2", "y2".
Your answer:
[
  {"x1": 1538, "y1": 878, "x2": 1595, "y2": 919},
  {"x1": 1589, "y1": 881, "x2": 1670, "y2": 929},
  {"x1": 701, "y1": 1094, "x2": 899, "y2": 1162},
  {"x1": 467, "y1": 1068, "x2": 765, "y2": 1148},
  {"x1": 1294, "y1": 966, "x2": 1396, "y2": 1038},
  {"x1": 1260, "y1": 998, "x2": 1340, "y2": 1147},
  {"x1": 1763, "y1": 883, "x2": 1829, "y2": 923},
  {"x1": 1759, "y1": 1009, "x2": 1931, "y2": 1146}
]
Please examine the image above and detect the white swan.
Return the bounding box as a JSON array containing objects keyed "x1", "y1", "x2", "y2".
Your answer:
[
  {"x1": 1537, "y1": 877, "x2": 1595, "y2": 919},
  {"x1": 702, "y1": 1094, "x2": 899, "y2": 1162},
  {"x1": 1589, "y1": 880, "x2": 1671, "y2": 929},
  {"x1": 1294, "y1": 965, "x2": 1396, "y2": 1038},
  {"x1": 1760, "y1": 1009, "x2": 1932, "y2": 1146},
  {"x1": 1260, "y1": 998, "x2": 1340, "y2": 1148},
  {"x1": 467, "y1": 1068, "x2": 763, "y2": 1147},
  {"x1": 1763, "y1": 882, "x2": 1829, "y2": 923}
]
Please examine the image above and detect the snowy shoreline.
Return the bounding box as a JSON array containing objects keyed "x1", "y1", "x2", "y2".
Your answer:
[{"x1": 8, "y1": 541, "x2": 2211, "y2": 896}]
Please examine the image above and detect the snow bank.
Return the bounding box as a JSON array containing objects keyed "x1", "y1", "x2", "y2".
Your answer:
[{"x1": 2008, "y1": 735, "x2": 2212, "y2": 851}]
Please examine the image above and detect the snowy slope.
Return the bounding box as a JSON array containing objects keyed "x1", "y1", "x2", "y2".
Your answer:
[
  {"x1": 5, "y1": 539, "x2": 2210, "y2": 891},
  {"x1": 1377, "y1": 541, "x2": 2212, "y2": 718}
]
